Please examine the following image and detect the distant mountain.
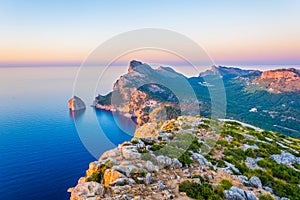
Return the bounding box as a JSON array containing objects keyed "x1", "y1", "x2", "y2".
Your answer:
[
  {"x1": 199, "y1": 65, "x2": 261, "y2": 78},
  {"x1": 252, "y1": 68, "x2": 300, "y2": 93},
  {"x1": 200, "y1": 66, "x2": 300, "y2": 94},
  {"x1": 95, "y1": 61, "x2": 300, "y2": 137}
]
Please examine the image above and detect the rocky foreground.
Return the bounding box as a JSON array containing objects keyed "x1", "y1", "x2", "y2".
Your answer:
[{"x1": 68, "y1": 116, "x2": 300, "y2": 200}]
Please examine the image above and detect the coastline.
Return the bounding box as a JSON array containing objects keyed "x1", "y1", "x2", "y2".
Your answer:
[{"x1": 67, "y1": 115, "x2": 300, "y2": 200}]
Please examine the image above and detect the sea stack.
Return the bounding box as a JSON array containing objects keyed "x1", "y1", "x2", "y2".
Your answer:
[{"x1": 68, "y1": 96, "x2": 86, "y2": 111}]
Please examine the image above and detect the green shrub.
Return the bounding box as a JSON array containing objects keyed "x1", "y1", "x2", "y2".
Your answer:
[
  {"x1": 152, "y1": 144, "x2": 164, "y2": 151},
  {"x1": 178, "y1": 151, "x2": 194, "y2": 166},
  {"x1": 259, "y1": 194, "x2": 275, "y2": 200},
  {"x1": 219, "y1": 179, "x2": 233, "y2": 190},
  {"x1": 141, "y1": 152, "x2": 156, "y2": 163},
  {"x1": 179, "y1": 180, "x2": 221, "y2": 200}
]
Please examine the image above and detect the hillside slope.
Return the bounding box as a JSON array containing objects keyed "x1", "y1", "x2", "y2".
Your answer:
[{"x1": 69, "y1": 116, "x2": 300, "y2": 200}]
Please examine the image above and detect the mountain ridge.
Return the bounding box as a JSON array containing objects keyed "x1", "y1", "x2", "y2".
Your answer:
[{"x1": 95, "y1": 61, "x2": 300, "y2": 137}]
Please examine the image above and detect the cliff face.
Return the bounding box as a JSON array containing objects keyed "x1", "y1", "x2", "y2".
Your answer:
[
  {"x1": 253, "y1": 68, "x2": 300, "y2": 93},
  {"x1": 95, "y1": 60, "x2": 186, "y2": 125},
  {"x1": 200, "y1": 66, "x2": 300, "y2": 94},
  {"x1": 69, "y1": 116, "x2": 300, "y2": 200}
]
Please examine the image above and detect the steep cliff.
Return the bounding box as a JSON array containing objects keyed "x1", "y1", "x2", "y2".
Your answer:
[
  {"x1": 95, "y1": 60, "x2": 186, "y2": 125},
  {"x1": 253, "y1": 68, "x2": 300, "y2": 93}
]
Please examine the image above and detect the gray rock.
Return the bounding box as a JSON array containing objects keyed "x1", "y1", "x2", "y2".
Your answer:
[
  {"x1": 156, "y1": 155, "x2": 172, "y2": 168},
  {"x1": 224, "y1": 186, "x2": 258, "y2": 200},
  {"x1": 263, "y1": 186, "x2": 273, "y2": 194},
  {"x1": 242, "y1": 134, "x2": 256, "y2": 140},
  {"x1": 145, "y1": 160, "x2": 158, "y2": 172},
  {"x1": 99, "y1": 148, "x2": 121, "y2": 160},
  {"x1": 241, "y1": 144, "x2": 259, "y2": 151},
  {"x1": 70, "y1": 182, "x2": 104, "y2": 199},
  {"x1": 225, "y1": 161, "x2": 240, "y2": 174},
  {"x1": 171, "y1": 158, "x2": 182, "y2": 168},
  {"x1": 157, "y1": 180, "x2": 166, "y2": 190},
  {"x1": 271, "y1": 151, "x2": 299, "y2": 165},
  {"x1": 249, "y1": 176, "x2": 262, "y2": 188},
  {"x1": 246, "y1": 157, "x2": 259, "y2": 170},
  {"x1": 145, "y1": 173, "x2": 152, "y2": 184},
  {"x1": 191, "y1": 152, "x2": 211, "y2": 166},
  {"x1": 110, "y1": 178, "x2": 136, "y2": 186},
  {"x1": 236, "y1": 175, "x2": 248, "y2": 184},
  {"x1": 112, "y1": 165, "x2": 137, "y2": 177},
  {"x1": 120, "y1": 145, "x2": 141, "y2": 160}
]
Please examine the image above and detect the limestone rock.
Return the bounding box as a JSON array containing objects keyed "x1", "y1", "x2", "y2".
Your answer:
[
  {"x1": 120, "y1": 145, "x2": 141, "y2": 160},
  {"x1": 112, "y1": 165, "x2": 137, "y2": 177},
  {"x1": 69, "y1": 181, "x2": 104, "y2": 200},
  {"x1": 271, "y1": 151, "x2": 300, "y2": 166},
  {"x1": 249, "y1": 176, "x2": 262, "y2": 188},
  {"x1": 224, "y1": 186, "x2": 258, "y2": 200},
  {"x1": 191, "y1": 152, "x2": 211, "y2": 166},
  {"x1": 245, "y1": 157, "x2": 259, "y2": 170},
  {"x1": 145, "y1": 161, "x2": 159, "y2": 172},
  {"x1": 103, "y1": 169, "x2": 126, "y2": 186},
  {"x1": 68, "y1": 96, "x2": 86, "y2": 111}
]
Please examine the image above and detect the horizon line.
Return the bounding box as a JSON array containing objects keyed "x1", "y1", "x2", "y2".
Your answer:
[{"x1": 0, "y1": 61, "x2": 300, "y2": 68}]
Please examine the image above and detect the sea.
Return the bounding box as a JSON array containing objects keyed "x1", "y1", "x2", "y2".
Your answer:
[{"x1": 0, "y1": 66, "x2": 136, "y2": 200}]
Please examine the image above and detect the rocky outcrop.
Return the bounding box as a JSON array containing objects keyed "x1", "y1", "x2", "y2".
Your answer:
[
  {"x1": 270, "y1": 151, "x2": 300, "y2": 166},
  {"x1": 68, "y1": 96, "x2": 86, "y2": 111},
  {"x1": 69, "y1": 116, "x2": 300, "y2": 200},
  {"x1": 94, "y1": 60, "x2": 187, "y2": 126},
  {"x1": 224, "y1": 186, "x2": 258, "y2": 200},
  {"x1": 69, "y1": 181, "x2": 104, "y2": 200},
  {"x1": 253, "y1": 68, "x2": 300, "y2": 93}
]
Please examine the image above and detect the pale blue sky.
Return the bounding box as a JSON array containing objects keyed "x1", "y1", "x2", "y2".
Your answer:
[{"x1": 0, "y1": 0, "x2": 300, "y2": 66}]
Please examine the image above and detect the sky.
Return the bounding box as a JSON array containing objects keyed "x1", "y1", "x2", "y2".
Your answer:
[{"x1": 0, "y1": 0, "x2": 300, "y2": 67}]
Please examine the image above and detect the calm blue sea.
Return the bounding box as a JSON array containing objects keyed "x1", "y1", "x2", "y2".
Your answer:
[{"x1": 0, "y1": 67, "x2": 136, "y2": 200}]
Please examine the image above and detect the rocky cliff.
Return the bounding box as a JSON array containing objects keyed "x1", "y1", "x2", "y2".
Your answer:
[
  {"x1": 68, "y1": 96, "x2": 86, "y2": 111},
  {"x1": 253, "y1": 68, "x2": 300, "y2": 93},
  {"x1": 200, "y1": 66, "x2": 300, "y2": 94},
  {"x1": 95, "y1": 60, "x2": 187, "y2": 125},
  {"x1": 69, "y1": 116, "x2": 300, "y2": 200}
]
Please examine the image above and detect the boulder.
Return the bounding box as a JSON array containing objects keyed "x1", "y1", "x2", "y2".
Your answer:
[
  {"x1": 191, "y1": 152, "x2": 211, "y2": 166},
  {"x1": 224, "y1": 161, "x2": 240, "y2": 174},
  {"x1": 69, "y1": 182, "x2": 104, "y2": 200},
  {"x1": 103, "y1": 169, "x2": 126, "y2": 186},
  {"x1": 245, "y1": 157, "x2": 259, "y2": 170},
  {"x1": 120, "y1": 145, "x2": 141, "y2": 160},
  {"x1": 249, "y1": 176, "x2": 262, "y2": 188},
  {"x1": 112, "y1": 165, "x2": 138, "y2": 177},
  {"x1": 110, "y1": 178, "x2": 136, "y2": 186},
  {"x1": 145, "y1": 161, "x2": 159, "y2": 172},
  {"x1": 99, "y1": 148, "x2": 121, "y2": 160},
  {"x1": 263, "y1": 186, "x2": 273, "y2": 194},
  {"x1": 224, "y1": 186, "x2": 258, "y2": 200},
  {"x1": 171, "y1": 158, "x2": 182, "y2": 168},
  {"x1": 156, "y1": 155, "x2": 172, "y2": 168}
]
